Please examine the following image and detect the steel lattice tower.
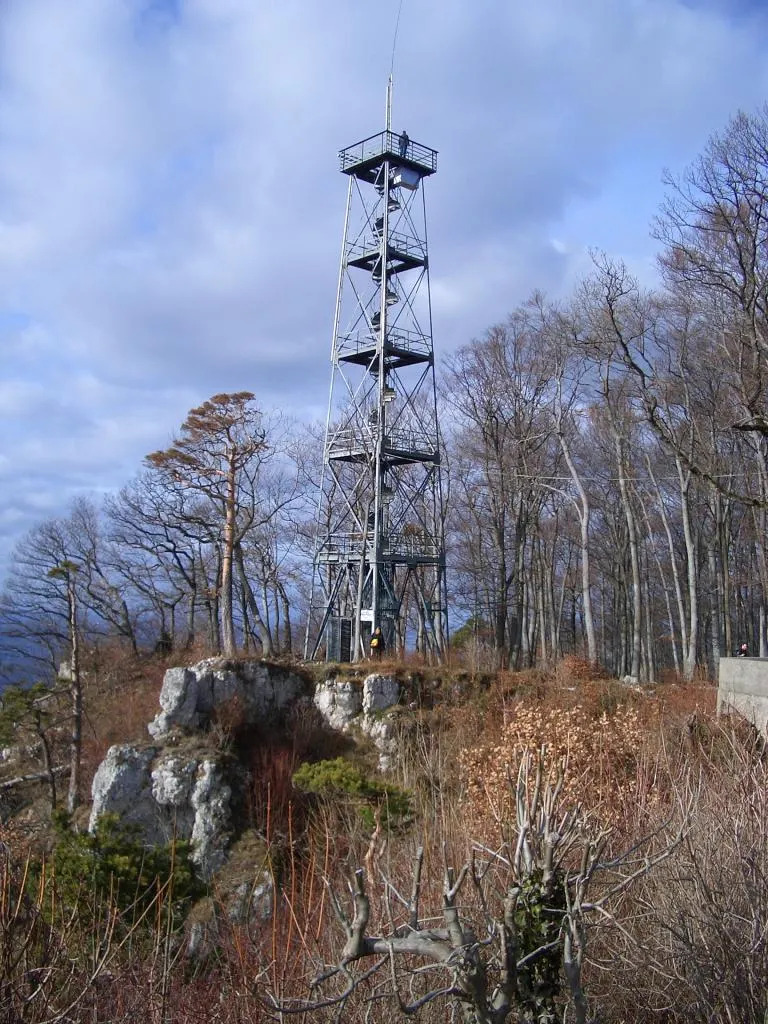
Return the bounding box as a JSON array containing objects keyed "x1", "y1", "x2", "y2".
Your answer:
[{"x1": 305, "y1": 104, "x2": 447, "y2": 662}]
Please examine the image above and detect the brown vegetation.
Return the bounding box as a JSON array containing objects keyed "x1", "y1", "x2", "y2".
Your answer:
[{"x1": 5, "y1": 648, "x2": 762, "y2": 1023}]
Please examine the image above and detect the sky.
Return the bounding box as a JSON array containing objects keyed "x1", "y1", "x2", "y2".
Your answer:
[{"x1": 2, "y1": 0, "x2": 768, "y2": 574}]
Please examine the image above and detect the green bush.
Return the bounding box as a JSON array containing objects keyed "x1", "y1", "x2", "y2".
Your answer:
[
  {"x1": 0, "y1": 682, "x2": 55, "y2": 745},
  {"x1": 292, "y1": 757, "x2": 413, "y2": 832},
  {"x1": 52, "y1": 812, "x2": 203, "y2": 924}
]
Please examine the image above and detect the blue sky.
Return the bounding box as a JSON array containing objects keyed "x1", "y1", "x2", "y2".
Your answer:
[{"x1": 2, "y1": 0, "x2": 768, "y2": 572}]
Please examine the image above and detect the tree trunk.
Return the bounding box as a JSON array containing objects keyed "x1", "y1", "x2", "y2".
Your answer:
[
  {"x1": 220, "y1": 454, "x2": 237, "y2": 657},
  {"x1": 643, "y1": 565, "x2": 655, "y2": 684},
  {"x1": 677, "y1": 460, "x2": 698, "y2": 682},
  {"x1": 185, "y1": 570, "x2": 197, "y2": 649},
  {"x1": 494, "y1": 522, "x2": 508, "y2": 668},
  {"x1": 639, "y1": 489, "x2": 680, "y2": 675},
  {"x1": 240, "y1": 578, "x2": 251, "y2": 652},
  {"x1": 614, "y1": 436, "x2": 641, "y2": 680},
  {"x1": 756, "y1": 460, "x2": 768, "y2": 656},
  {"x1": 717, "y1": 496, "x2": 733, "y2": 655},
  {"x1": 234, "y1": 543, "x2": 273, "y2": 657},
  {"x1": 645, "y1": 457, "x2": 687, "y2": 672},
  {"x1": 557, "y1": 430, "x2": 597, "y2": 663},
  {"x1": 708, "y1": 546, "x2": 721, "y2": 677},
  {"x1": 35, "y1": 712, "x2": 57, "y2": 810},
  {"x1": 66, "y1": 574, "x2": 82, "y2": 815},
  {"x1": 278, "y1": 582, "x2": 293, "y2": 655}
]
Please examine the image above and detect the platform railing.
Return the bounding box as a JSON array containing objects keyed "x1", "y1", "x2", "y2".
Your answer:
[
  {"x1": 317, "y1": 533, "x2": 374, "y2": 561},
  {"x1": 347, "y1": 230, "x2": 426, "y2": 263},
  {"x1": 337, "y1": 326, "x2": 432, "y2": 358},
  {"x1": 383, "y1": 534, "x2": 441, "y2": 560},
  {"x1": 327, "y1": 426, "x2": 438, "y2": 460},
  {"x1": 318, "y1": 532, "x2": 440, "y2": 562},
  {"x1": 339, "y1": 131, "x2": 437, "y2": 174}
]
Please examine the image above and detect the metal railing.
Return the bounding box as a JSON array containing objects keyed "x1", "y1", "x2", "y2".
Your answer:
[
  {"x1": 327, "y1": 426, "x2": 438, "y2": 460},
  {"x1": 384, "y1": 427, "x2": 438, "y2": 456},
  {"x1": 327, "y1": 428, "x2": 373, "y2": 458},
  {"x1": 347, "y1": 231, "x2": 426, "y2": 264},
  {"x1": 339, "y1": 131, "x2": 438, "y2": 174},
  {"x1": 318, "y1": 534, "x2": 374, "y2": 560},
  {"x1": 337, "y1": 327, "x2": 432, "y2": 359},
  {"x1": 383, "y1": 534, "x2": 441, "y2": 560},
  {"x1": 318, "y1": 532, "x2": 440, "y2": 562}
]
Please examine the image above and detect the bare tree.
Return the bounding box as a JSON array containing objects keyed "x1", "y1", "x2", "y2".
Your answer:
[
  {"x1": 615, "y1": 107, "x2": 768, "y2": 510},
  {"x1": 545, "y1": 305, "x2": 599, "y2": 664},
  {"x1": 271, "y1": 752, "x2": 686, "y2": 1024},
  {"x1": 443, "y1": 314, "x2": 555, "y2": 667},
  {"x1": 146, "y1": 393, "x2": 268, "y2": 657},
  {"x1": 106, "y1": 472, "x2": 220, "y2": 649},
  {"x1": 47, "y1": 560, "x2": 82, "y2": 813}
]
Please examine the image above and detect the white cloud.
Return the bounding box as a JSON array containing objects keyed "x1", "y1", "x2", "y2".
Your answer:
[{"x1": 2, "y1": 0, "x2": 768, "y2": 567}]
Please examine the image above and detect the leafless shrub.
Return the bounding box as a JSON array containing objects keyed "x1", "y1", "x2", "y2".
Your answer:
[
  {"x1": 261, "y1": 749, "x2": 687, "y2": 1024},
  {"x1": 592, "y1": 715, "x2": 768, "y2": 1023},
  {"x1": 459, "y1": 700, "x2": 649, "y2": 841},
  {"x1": 0, "y1": 834, "x2": 201, "y2": 1024}
]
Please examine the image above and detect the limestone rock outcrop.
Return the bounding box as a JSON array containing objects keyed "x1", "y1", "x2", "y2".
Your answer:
[
  {"x1": 89, "y1": 745, "x2": 232, "y2": 879},
  {"x1": 148, "y1": 658, "x2": 308, "y2": 739},
  {"x1": 90, "y1": 745, "x2": 158, "y2": 835},
  {"x1": 359, "y1": 715, "x2": 399, "y2": 771},
  {"x1": 89, "y1": 658, "x2": 404, "y2": 884},
  {"x1": 313, "y1": 678, "x2": 363, "y2": 730},
  {"x1": 184, "y1": 830, "x2": 274, "y2": 958},
  {"x1": 314, "y1": 672, "x2": 401, "y2": 769},
  {"x1": 362, "y1": 673, "x2": 400, "y2": 714},
  {"x1": 189, "y1": 760, "x2": 232, "y2": 877},
  {"x1": 91, "y1": 658, "x2": 310, "y2": 879}
]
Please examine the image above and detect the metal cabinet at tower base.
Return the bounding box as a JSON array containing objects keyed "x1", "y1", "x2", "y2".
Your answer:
[{"x1": 327, "y1": 617, "x2": 353, "y2": 663}]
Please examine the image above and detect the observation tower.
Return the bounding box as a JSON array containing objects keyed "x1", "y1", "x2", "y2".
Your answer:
[{"x1": 305, "y1": 99, "x2": 447, "y2": 662}]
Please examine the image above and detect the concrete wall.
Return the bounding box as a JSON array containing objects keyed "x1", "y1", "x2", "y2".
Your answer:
[{"x1": 718, "y1": 657, "x2": 768, "y2": 734}]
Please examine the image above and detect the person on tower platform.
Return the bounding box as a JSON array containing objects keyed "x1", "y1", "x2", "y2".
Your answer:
[{"x1": 399, "y1": 130, "x2": 409, "y2": 158}]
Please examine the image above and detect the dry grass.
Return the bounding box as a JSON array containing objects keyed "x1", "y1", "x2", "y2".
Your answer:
[
  {"x1": 457, "y1": 673, "x2": 717, "y2": 843},
  {"x1": 1, "y1": 652, "x2": 753, "y2": 1023},
  {"x1": 78, "y1": 649, "x2": 167, "y2": 795}
]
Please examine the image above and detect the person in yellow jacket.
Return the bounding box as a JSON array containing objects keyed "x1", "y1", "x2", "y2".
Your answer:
[{"x1": 370, "y1": 626, "x2": 384, "y2": 660}]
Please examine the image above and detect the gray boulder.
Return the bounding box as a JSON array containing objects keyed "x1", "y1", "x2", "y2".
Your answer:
[
  {"x1": 360, "y1": 715, "x2": 399, "y2": 771},
  {"x1": 189, "y1": 760, "x2": 232, "y2": 877},
  {"x1": 89, "y1": 746, "x2": 233, "y2": 880},
  {"x1": 185, "y1": 874, "x2": 273, "y2": 960},
  {"x1": 361, "y1": 674, "x2": 401, "y2": 770},
  {"x1": 150, "y1": 756, "x2": 198, "y2": 839},
  {"x1": 228, "y1": 877, "x2": 274, "y2": 924},
  {"x1": 149, "y1": 668, "x2": 200, "y2": 735},
  {"x1": 149, "y1": 658, "x2": 307, "y2": 739},
  {"x1": 313, "y1": 678, "x2": 363, "y2": 730},
  {"x1": 362, "y1": 673, "x2": 400, "y2": 714},
  {"x1": 91, "y1": 658, "x2": 309, "y2": 883},
  {"x1": 89, "y1": 745, "x2": 159, "y2": 838},
  {"x1": 314, "y1": 672, "x2": 401, "y2": 770}
]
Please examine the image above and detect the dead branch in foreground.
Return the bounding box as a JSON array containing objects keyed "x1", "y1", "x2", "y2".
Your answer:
[{"x1": 267, "y1": 748, "x2": 690, "y2": 1024}]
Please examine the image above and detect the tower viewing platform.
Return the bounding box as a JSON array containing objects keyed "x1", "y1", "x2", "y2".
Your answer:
[
  {"x1": 339, "y1": 130, "x2": 437, "y2": 182},
  {"x1": 337, "y1": 326, "x2": 433, "y2": 370}
]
